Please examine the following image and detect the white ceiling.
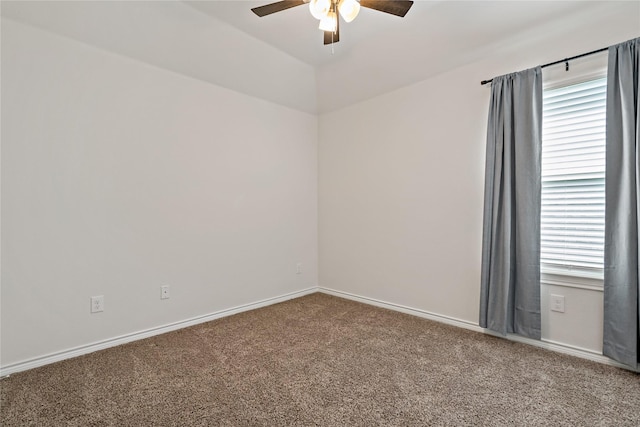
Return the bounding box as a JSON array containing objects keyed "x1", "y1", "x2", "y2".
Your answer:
[
  {"x1": 185, "y1": 1, "x2": 606, "y2": 67},
  {"x1": 2, "y1": 1, "x2": 639, "y2": 113}
]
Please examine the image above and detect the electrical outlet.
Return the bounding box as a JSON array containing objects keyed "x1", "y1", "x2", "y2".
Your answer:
[
  {"x1": 550, "y1": 294, "x2": 565, "y2": 313},
  {"x1": 296, "y1": 263, "x2": 302, "y2": 274},
  {"x1": 161, "y1": 285, "x2": 170, "y2": 300},
  {"x1": 90, "y1": 295, "x2": 104, "y2": 313}
]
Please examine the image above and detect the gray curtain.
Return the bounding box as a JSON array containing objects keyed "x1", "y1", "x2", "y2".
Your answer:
[
  {"x1": 604, "y1": 37, "x2": 640, "y2": 370},
  {"x1": 480, "y1": 67, "x2": 542, "y2": 339}
]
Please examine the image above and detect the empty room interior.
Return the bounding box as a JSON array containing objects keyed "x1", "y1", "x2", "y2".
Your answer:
[{"x1": 1, "y1": 1, "x2": 639, "y2": 425}]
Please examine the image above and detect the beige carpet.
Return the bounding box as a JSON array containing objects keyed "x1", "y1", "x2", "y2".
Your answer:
[{"x1": 1, "y1": 293, "x2": 639, "y2": 426}]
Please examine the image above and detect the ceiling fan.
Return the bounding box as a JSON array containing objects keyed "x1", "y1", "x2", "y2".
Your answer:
[{"x1": 251, "y1": 0, "x2": 414, "y2": 45}]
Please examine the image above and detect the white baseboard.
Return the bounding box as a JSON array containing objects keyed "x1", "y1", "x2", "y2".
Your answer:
[
  {"x1": 506, "y1": 335, "x2": 629, "y2": 369},
  {"x1": 318, "y1": 287, "x2": 630, "y2": 371},
  {"x1": 0, "y1": 287, "x2": 317, "y2": 378},
  {"x1": 318, "y1": 287, "x2": 483, "y2": 332},
  {"x1": 3, "y1": 285, "x2": 630, "y2": 377}
]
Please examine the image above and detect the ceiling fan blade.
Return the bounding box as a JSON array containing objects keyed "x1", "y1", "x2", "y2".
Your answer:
[
  {"x1": 359, "y1": 0, "x2": 414, "y2": 17},
  {"x1": 323, "y1": 15, "x2": 340, "y2": 45},
  {"x1": 251, "y1": 1, "x2": 306, "y2": 17}
]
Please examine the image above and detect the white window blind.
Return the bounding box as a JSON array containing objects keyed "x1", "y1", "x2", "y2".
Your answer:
[{"x1": 541, "y1": 77, "x2": 606, "y2": 277}]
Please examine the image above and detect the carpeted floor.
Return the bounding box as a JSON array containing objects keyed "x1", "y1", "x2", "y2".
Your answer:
[{"x1": 1, "y1": 293, "x2": 639, "y2": 426}]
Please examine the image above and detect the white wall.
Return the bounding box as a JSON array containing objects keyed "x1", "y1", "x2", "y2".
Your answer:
[
  {"x1": 1, "y1": 19, "x2": 318, "y2": 367},
  {"x1": 318, "y1": 12, "x2": 638, "y2": 353},
  {"x1": 318, "y1": 62, "x2": 487, "y2": 324}
]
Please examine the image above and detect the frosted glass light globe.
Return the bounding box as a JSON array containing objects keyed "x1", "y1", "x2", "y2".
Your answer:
[
  {"x1": 309, "y1": 0, "x2": 331, "y2": 20},
  {"x1": 318, "y1": 10, "x2": 337, "y2": 32},
  {"x1": 338, "y1": 0, "x2": 360, "y2": 23}
]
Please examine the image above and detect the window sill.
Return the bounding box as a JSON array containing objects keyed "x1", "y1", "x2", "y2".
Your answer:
[{"x1": 541, "y1": 270, "x2": 603, "y2": 292}]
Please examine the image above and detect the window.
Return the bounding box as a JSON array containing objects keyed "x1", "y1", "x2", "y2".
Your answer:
[{"x1": 541, "y1": 76, "x2": 606, "y2": 283}]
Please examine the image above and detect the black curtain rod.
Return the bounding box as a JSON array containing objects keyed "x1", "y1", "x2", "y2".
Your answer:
[{"x1": 480, "y1": 46, "x2": 609, "y2": 85}]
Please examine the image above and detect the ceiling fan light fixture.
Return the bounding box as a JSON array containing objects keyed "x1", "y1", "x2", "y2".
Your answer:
[
  {"x1": 309, "y1": 0, "x2": 331, "y2": 20},
  {"x1": 318, "y1": 9, "x2": 337, "y2": 32},
  {"x1": 338, "y1": 0, "x2": 360, "y2": 23}
]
